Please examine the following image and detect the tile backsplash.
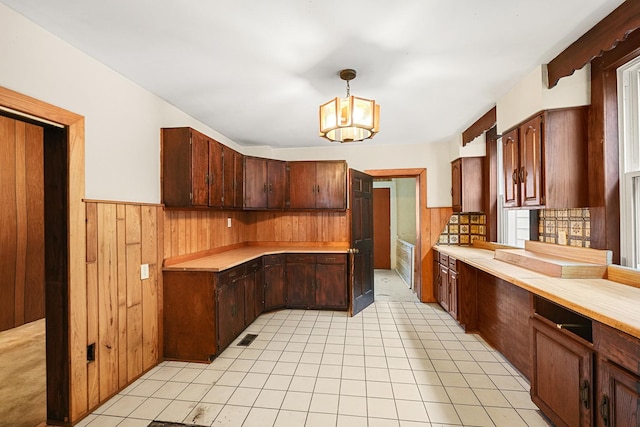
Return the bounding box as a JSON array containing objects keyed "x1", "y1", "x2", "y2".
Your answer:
[
  {"x1": 538, "y1": 208, "x2": 591, "y2": 247},
  {"x1": 438, "y1": 213, "x2": 487, "y2": 245}
]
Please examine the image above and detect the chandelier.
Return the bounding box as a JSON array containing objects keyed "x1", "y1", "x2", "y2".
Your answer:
[{"x1": 319, "y1": 69, "x2": 380, "y2": 143}]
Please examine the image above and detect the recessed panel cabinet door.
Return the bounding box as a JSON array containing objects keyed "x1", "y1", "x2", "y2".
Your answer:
[
  {"x1": 315, "y1": 255, "x2": 347, "y2": 309},
  {"x1": 316, "y1": 161, "x2": 346, "y2": 209},
  {"x1": 217, "y1": 281, "x2": 245, "y2": 350},
  {"x1": 502, "y1": 128, "x2": 519, "y2": 208},
  {"x1": 286, "y1": 255, "x2": 316, "y2": 307},
  {"x1": 267, "y1": 160, "x2": 287, "y2": 209},
  {"x1": 520, "y1": 114, "x2": 543, "y2": 207},
  {"x1": 288, "y1": 162, "x2": 317, "y2": 209},
  {"x1": 264, "y1": 260, "x2": 286, "y2": 310},
  {"x1": 597, "y1": 359, "x2": 640, "y2": 427},
  {"x1": 244, "y1": 156, "x2": 268, "y2": 208},
  {"x1": 191, "y1": 131, "x2": 210, "y2": 207}
]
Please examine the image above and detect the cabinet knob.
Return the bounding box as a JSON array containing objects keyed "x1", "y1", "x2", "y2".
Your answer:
[{"x1": 519, "y1": 167, "x2": 525, "y2": 183}]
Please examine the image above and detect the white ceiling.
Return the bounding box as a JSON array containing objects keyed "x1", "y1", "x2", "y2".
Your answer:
[{"x1": 0, "y1": 0, "x2": 625, "y2": 148}]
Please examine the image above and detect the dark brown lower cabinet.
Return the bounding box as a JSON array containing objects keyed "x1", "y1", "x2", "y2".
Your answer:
[
  {"x1": 264, "y1": 255, "x2": 286, "y2": 310},
  {"x1": 597, "y1": 359, "x2": 640, "y2": 427},
  {"x1": 531, "y1": 316, "x2": 594, "y2": 427},
  {"x1": 217, "y1": 276, "x2": 246, "y2": 351},
  {"x1": 163, "y1": 271, "x2": 217, "y2": 362},
  {"x1": 286, "y1": 254, "x2": 348, "y2": 309},
  {"x1": 286, "y1": 254, "x2": 316, "y2": 308},
  {"x1": 315, "y1": 254, "x2": 348, "y2": 309}
]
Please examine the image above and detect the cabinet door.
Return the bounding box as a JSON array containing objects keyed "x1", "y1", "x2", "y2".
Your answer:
[
  {"x1": 451, "y1": 158, "x2": 462, "y2": 212},
  {"x1": 267, "y1": 159, "x2": 287, "y2": 209},
  {"x1": 502, "y1": 128, "x2": 519, "y2": 208},
  {"x1": 242, "y1": 274, "x2": 257, "y2": 326},
  {"x1": 598, "y1": 359, "x2": 640, "y2": 427},
  {"x1": 316, "y1": 161, "x2": 347, "y2": 209},
  {"x1": 288, "y1": 162, "x2": 317, "y2": 209},
  {"x1": 208, "y1": 139, "x2": 223, "y2": 207},
  {"x1": 244, "y1": 157, "x2": 268, "y2": 208},
  {"x1": 217, "y1": 280, "x2": 245, "y2": 350},
  {"x1": 221, "y1": 146, "x2": 235, "y2": 208},
  {"x1": 233, "y1": 150, "x2": 244, "y2": 208},
  {"x1": 286, "y1": 255, "x2": 316, "y2": 307},
  {"x1": 531, "y1": 317, "x2": 593, "y2": 427},
  {"x1": 449, "y1": 270, "x2": 458, "y2": 320},
  {"x1": 315, "y1": 255, "x2": 347, "y2": 308},
  {"x1": 191, "y1": 130, "x2": 210, "y2": 207},
  {"x1": 264, "y1": 261, "x2": 286, "y2": 310},
  {"x1": 439, "y1": 264, "x2": 449, "y2": 311},
  {"x1": 520, "y1": 115, "x2": 543, "y2": 207}
]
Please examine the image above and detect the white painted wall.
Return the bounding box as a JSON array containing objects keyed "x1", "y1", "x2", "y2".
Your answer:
[
  {"x1": 395, "y1": 178, "x2": 417, "y2": 245},
  {"x1": 496, "y1": 64, "x2": 590, "y2": 133},
  {"x1": 0, "y1": 4, "x2": 242, "y2": 203}
]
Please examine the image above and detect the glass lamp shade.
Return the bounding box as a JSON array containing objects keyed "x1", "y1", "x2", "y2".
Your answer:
[{"x1": 319, "y1": 95, "x2": 380, "y2": 142}]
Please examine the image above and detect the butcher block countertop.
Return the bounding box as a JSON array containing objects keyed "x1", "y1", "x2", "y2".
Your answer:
[
  {"x1": 164, "y1": 243, "x2": 349, "y2": 272},
  {"x1": 434, "y1": 243, "x2": 640, "y2": 340}
]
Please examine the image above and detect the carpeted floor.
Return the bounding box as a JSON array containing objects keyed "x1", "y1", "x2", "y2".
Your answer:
[
  {"x1": 0, "y1": 318, "x2": 46, "y2": 427},
  {"x1": 374, "y1": 268, "x2": 420, "y2": 302}
]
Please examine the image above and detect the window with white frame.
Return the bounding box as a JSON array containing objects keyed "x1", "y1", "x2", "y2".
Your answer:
[{"x1": 618, "y1": 57, "x2": 640, "y2": 268}]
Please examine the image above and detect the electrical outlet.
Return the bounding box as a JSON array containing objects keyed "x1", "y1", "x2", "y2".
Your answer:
[
  {"x1": 140, "y1": 263, "x2": 149, "y2": 280},
  {"x1": 227, "y1": 217, "x2": 232, "y2": 228}
]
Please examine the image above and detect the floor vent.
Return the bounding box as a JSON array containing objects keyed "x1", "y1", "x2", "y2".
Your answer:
[{"x1": 237, "y1": 334, "x2": 258, "y2": 346}]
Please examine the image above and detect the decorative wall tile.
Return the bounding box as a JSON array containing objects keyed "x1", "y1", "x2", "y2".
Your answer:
[
  {"x1": 538, "y1": 208, "x2": 591, "y2": 247},
  {"x1": 437, "y1": 213, "x2": 487, "y2": 246}
]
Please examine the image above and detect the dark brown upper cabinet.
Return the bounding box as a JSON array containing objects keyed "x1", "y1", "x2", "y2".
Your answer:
[
  {"x1": 501, "y1": 107, "x2": 588, "y2": 209},
  {"x1": 451, "y1": 156, "x2": 484, "y2": 213},
  {"x1": 243, "y1": 156, "x2": 287, "y2": 209},
  {"x1": 162, "y1": 127, "x2": 239, "y2": 209},
  {"x1": 288, "y1": 160, "x2": 347, "y2": 210}
]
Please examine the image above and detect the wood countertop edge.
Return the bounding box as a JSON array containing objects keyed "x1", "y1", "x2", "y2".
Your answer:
[
  {"x1": 434, "y1": 245, "x2": 640, "y2": 340},
  {"x1": 163, "y1": 246, "x2": 350, "y2": 272}
]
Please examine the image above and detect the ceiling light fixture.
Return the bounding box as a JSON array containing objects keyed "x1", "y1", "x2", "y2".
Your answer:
[{"x1": 319, "y1": 69, "x2": 380, "y2": 143}]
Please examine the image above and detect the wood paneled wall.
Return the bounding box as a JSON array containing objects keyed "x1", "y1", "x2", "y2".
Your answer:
[
  {"x1": 0, "y1": 116, "x2": 45, "y2": 332},
  {"x1": 163, "y1": 210, "x2": 350, "y2": 258},
  {"x1": 84, "y1": 201, "x2": 163, "y2": 412}
]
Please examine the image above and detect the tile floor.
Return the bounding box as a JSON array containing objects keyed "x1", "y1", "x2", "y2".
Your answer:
[{"x1": 78, "y1": 302, "x2": 552, "y2": 427}]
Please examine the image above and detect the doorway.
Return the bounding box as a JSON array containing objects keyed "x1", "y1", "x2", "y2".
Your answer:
[
  {"x1": 370, "y1": 173, "x2": 421, "y2": 303},
  {"x1": 0, "y1": 86, "x2": 85, "y2": 425}
]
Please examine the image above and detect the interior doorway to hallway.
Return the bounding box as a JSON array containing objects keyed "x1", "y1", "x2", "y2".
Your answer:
[{"x1": 368, "y1": 170, "x2": 422, "y2": 303}]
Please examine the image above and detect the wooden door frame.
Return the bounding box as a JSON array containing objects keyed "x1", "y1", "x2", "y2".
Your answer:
[
  {"x1": 0, "y1": 86, "x2": 86, "y2": 424},
  {"x1": 365, "y1": 168, "x2": 427, "y2": 301}
]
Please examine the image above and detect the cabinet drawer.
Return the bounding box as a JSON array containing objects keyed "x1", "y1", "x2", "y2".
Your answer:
[
  {"x1": 286, "y1": 254, "x2": 315, "y2": 263},
  {"x1": 218, "y1": 265, "x2": 246, "y2": 284},
  {"x1": 448, "y1": 256, "x2": 457, "y2": 272},
  {"x1": 246, "y1": 259, "x2": 262, "y2": 273},
  {"x1": 438, "y1": 252, "x2": 449, "y2": 265},
  {"x1": 263, "y1": 254, "x2": 285, "y2": 266},
  {"x1": 317, "y1": 254, "x2": 346, "y2": 264},
  {"x1": 594, "y1": 322, "x2": 640, "y2": 376}
]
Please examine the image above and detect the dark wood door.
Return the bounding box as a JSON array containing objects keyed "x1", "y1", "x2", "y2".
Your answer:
[
  {"x1": 598, "y1": 359, "x2": 640, "y2": 427},
  {"x1": 531, "y1": 317, "x2": 593, "y2": 427},
  {"x1": 288, "y1": 161, "x2": 317, "y2": 208},
  {"x1": 267, "y1": 159, "x2": 287, "y2": 209},
  {"x1": 315, "y1": 255, "x2": 347, "y2": 309},
  {"x1": 502, "y1": 128, "x2": 519, "y2": 208},
  {"x1": 316, "y1": 161, "x2": 347, "y2": 209},
  {"x1": 350, "y1": 169, "x2": 374, "y2": 316},
  {"x1": 208, "y1": 139, "x2": 223, "y2": 207},
  {"x1": 451, "y1": 158, "x2": 462, "y2": 212},
  {"x1": 243, "y1": 156, "x2": 268, "y2": 208},
  {"x1": 520, "y1": 114, "x2": 543, "y2": 207},
  {"x1": 264, "y1": 256, "x2": 286, "y2": 310},
  {"x1": 286, "y1": 255, "x2": 316, "y2": 308},
  {"x1": 191, "y1": 130, "x2": 209, "y2": 207},
  {"x1": 373, "y1": 188, "x2": 391, "y2": 269}
]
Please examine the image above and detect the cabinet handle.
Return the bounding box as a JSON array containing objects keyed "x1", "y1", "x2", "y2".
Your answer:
[
  {"x1": 263, "y1": 183, "x2": 267, "y2": 193},
  {"x1": 580, "y1": 380, "x2": 590, "y2": 409},
  {"x1": 312, "y1": 185, "x2": 316, "y2": 193},
  {"x1": 512, "y1": 169, "x2": 518, "y2": 184},
  {"x1": 519, "y1": 167, "x2": 525, "y2": 183},
  {"x1": 269, "y1": 183, "x2": 272, "y2": 193},
  {"x1": 231, "y1": 304, "x2": 237, "y2": 317},
  {"x1": 600, "y1": 395, "x2": 609, "y2": 426},
  {"x1": 317, "y1": 185, "x2": 320, "y2": 193},
  {"x1": 205, "y1": 173, "x2": 209, "y2": 185}
]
